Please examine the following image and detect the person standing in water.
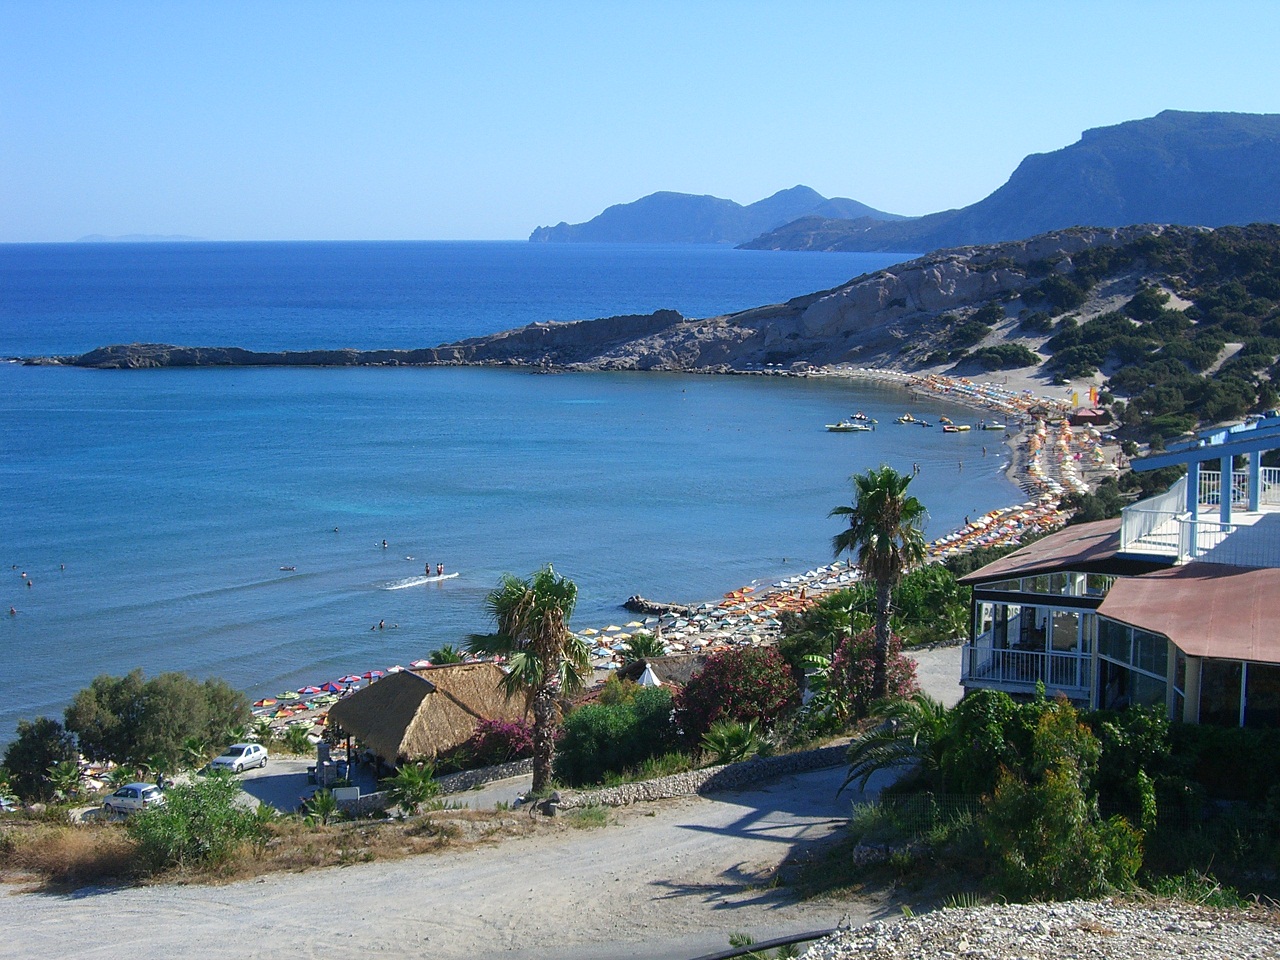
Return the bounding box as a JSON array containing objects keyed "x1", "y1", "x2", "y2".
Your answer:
[{"x1": 436, "y1": 563, "x2": 444, "y2": 576}]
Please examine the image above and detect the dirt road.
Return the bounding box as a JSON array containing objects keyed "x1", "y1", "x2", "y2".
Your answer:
[{"x1": 2, "y1": 765, "x2": 899, "y2": 960}]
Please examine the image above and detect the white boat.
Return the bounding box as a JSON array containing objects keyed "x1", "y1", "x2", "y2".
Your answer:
[{"x1": 826, "y1": 419, "x2": 873, "y2": 432}]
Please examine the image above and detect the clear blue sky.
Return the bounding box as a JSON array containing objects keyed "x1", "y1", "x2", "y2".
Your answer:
[{"x1": 3, "y1": 1, "x2": 1278, "y2": 242}]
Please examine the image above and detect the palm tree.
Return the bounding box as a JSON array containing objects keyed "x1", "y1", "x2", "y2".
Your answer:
[
  {"x1": 841, "y1": 692, "x2": 951, "y2": 794},
  {"x1": 429, "y1": 644, "x2": 466, "y2": 665},
  {"x1": 467, "y1": 565, "x2": 590, "y2": 794},
  {"x1": 830, "y1": 465, "x2": 927, "y2": 701},
  {"x1": 619, "y1": 632, "x2": 665, "y2": 667}
]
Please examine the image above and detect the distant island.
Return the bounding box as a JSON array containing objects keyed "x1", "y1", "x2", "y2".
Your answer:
[
  {"x1": 741, "y1": 111, "x2": 1280, "y2": 252},
  {"x1": 528, "y1": 185, "x2": 903, "y2": 245},
  {"x1": 532, "y1": 111, "x2": 1280, "y2": 255},
  {"x1": 75, "y1": 234, "x2": 205, "y2": 243}
]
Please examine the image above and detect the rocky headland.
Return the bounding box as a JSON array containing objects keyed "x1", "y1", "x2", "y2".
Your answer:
[{"x1": 38, "y1": 224, "x2": 1184, "y2": 377}]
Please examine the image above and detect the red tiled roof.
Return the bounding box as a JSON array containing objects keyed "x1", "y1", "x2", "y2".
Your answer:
[{"x1": 1099, "y1": 563, "x2": 1280, "y2": 664}]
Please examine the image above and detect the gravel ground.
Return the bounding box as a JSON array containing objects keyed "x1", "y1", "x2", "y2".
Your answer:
[{"x1": 801, "y1": 899, "x2": 1280, "y2": 960}]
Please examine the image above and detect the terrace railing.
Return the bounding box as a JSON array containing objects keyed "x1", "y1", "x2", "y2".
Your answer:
[
  {"x1": 962, "y1": 642, "x2": 1090, "y2": 699},
  {"x1": 1120, "y1": 475, "x2": 1185, "y2": 552}
]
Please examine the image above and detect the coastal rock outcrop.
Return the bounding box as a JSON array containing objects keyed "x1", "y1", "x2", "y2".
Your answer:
[{"x1": 48, "y1": 223, "x2": 1197, "y2": 375}]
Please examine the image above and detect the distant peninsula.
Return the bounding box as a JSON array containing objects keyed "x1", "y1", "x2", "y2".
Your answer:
[
  {"x1": 75, "y1": 234, "x2": 205, "y2": 243},
  {"x1": 741, "y1": 111, "x2": 1280, "y2": 253},
  {"x1": 47, "y1": 221, "x2": 1280, "y2": 447},
  {"x1": 528, "y1": 185, "x2": 903, "y2": 245}
]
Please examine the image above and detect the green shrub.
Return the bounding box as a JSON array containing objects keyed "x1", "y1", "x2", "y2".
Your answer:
[
  {"x1": 3, "y1": 717, "x2": 78, "y2": 801},
  {"x1": 980, "y1": 700, "x2": 1142, "y2": 900},
  {"x1": 700, "y1": 719, "x2": 760, "y2": 765},
  {"x1": 826, "y1": 629, "x2": 919, "y2": 722},
  {"x1": 556, "y1": 686, "x2": 676, "y2": 785},
  {"x1": 673, "y1": 648, "x2": 799, "y2": 742},
  {"x1": 382, "y1": 761, "x2": 441, "y2": 816},
  {"x1": 128, "y1": 772, "x2": 266, "y2": 872}
]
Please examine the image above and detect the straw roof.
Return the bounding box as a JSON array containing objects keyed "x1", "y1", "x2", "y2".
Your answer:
[{"x1": 327, "y1": 662, "x2": 528, "y2": 763}]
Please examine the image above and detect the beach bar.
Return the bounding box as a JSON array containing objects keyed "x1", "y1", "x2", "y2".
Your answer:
[{"x1": 958, "y1": 415, "x2": 1280, "y2": 728}]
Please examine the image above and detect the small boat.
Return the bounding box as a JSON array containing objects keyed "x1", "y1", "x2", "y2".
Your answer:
[
  {"x1": 279, "y1": 565, "x2": 296, "y2": 571},
  {"x1": 942, "y1": 423, "x2": 972, "y2": 433},
  {"x1": 895, "y1": 413, "x2": 920, "y2": 424},
  {"x1": 981, "y1": 422, "x2": 1007, "y2": 431},
  {"x1": 826, "y1": 419, "x2": 873, "y2": 432},
  {"x1": 939, "y1": 416, "x2": 954, "y2": 425},
  {"x1": 851, "y1": 412, "x2": 878, "y2": 424}
]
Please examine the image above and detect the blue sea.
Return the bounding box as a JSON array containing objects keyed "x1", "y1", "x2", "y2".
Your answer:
[{"x1": 0, "y1": 241, "x2": 1021, "y2": 740}]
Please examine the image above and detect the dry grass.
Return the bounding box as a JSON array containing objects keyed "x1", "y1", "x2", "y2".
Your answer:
[
  {"x1": 1, "y1": 822, "x2": 138, "y2": 889},
  {"x1": 1, "y1": 809, "x2": 545, "y2": 890}
]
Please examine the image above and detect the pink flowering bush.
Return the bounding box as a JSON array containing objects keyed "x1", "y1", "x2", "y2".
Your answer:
[
  {"x1": 674, "y1": 647, "x2": 800, "y2": 741},
  {"x1": 829, "y1": 628, "x2": 919, "y2": 721},
  {"x1": 465, "y1": 718, "x2": 534, "y2": 767}
]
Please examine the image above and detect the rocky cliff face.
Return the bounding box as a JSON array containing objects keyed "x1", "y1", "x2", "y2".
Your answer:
[{"x1": 59, "y1": 226, "x2": 1170, "y2": 374}]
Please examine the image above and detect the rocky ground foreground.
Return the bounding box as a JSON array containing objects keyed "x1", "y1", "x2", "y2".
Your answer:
[{"x1": 802, "y1": 899, "x2": 1280, "y2": 960}]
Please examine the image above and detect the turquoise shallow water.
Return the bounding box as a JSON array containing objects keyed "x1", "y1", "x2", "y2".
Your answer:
[{"x1": 0, "y1": 242, "x2": 1019, "y2": 739}]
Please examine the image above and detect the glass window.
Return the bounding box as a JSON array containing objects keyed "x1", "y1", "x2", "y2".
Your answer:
[
  {"x1": 1245, "y1": 663, "x2": 1280, "y2": 729},
  {"x1": 1134, "y1": 630, "x2": 1168, "y2": 676},
  {"x1": 1200, "y1": 660, "x2": 1244, "y2": 727},
  {"x1": 1098, "y1": 619, "x2": 1131, "y2": 662},
  {"x1": 975, "y1": 602, "x2": 994, "y2": 641},
  {"x1": 1050, "y1": 573, "x2": 1070, "y2": 596},
  {"x1": 1029, "y1": 575, "x2": 1051, "y2": 594},
  {"x1": 1132, "y1": 672, "x2": 1166, "y2": 707},
  {"x1": 1080, "y1": 614, "x2": 1097, "y2": 655},
  {"x1": 983, "y1": 579, "x2": 1020, "y2": 593},
  {"x1": 1051, "y1": 610, "x2": 1080, "y2": 652},
  {"x1": 1085, "y1": 574, "x2": 1116, "y2": 597},
  {"x1": 1018, "y1": 606, "x2": 1048, "y2": 651}
]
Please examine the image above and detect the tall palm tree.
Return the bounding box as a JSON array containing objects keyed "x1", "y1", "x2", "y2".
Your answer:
[
  {"x1": 467, "y1": 565, "x2": 590, "y2": 794},
  {"x1": 830, "y1": 465, "x2": 927, "y2": 701}
]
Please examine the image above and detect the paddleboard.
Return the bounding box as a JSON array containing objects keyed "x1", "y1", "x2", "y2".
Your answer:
[{"x1": 384, "y1": 572, "x2": 460, "y2": 590}]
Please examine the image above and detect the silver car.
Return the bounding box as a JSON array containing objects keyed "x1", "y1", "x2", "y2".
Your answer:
[
  {"x1": 103, "y1": 782, "x2": 165, "y2": 816},
  {"x1": 208, "y1": 742, "x2": 269, "y2": 773}
]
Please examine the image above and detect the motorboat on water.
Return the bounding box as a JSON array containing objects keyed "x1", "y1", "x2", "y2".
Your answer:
[
  {"x1": 851, "y1": 412, "x2": 877, "y2": 424},
  {"x1": 980, "y1": 421, "x2": 1007, "y2": 430},
  {"x1": 942, "y1": 423, "x2": 972, "y2": 433},
  {"x1": 826, "y1": 419, "x2": 874, "y2": 432}
]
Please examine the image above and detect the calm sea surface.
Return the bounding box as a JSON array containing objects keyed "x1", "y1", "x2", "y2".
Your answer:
[{"x1": 0, "y1": 242, "x2": 1019, "y2": 739}]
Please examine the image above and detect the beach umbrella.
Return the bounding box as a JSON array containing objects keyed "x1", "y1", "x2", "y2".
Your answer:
[
  {"x1": 410, "y1": 659, "x2": 432, "y2": 668},
  {"x1": 579, "y1": 627, "x2": 599, "y2": 636},
  {"x1": 363, "y1": 670, "x2": 384, "y2": 680},
  {"x1": 253, "y1": 698, "x2": 277, "y2": 708},
  {"x1": 339, "y1": 674, "x2": 362, "y2": 684},
  {"x1": 625, "y1": 620, "x2": 644, "y2": 628},
  {"x1": 386, "y1": 665, "x2": 405, "y2": 673},
  {"x1": 320, "y1": 682, "x2": 343, "y2": 694},
  {"x1": 298, "y1": 685, "x2": 322, "y2": 695},
  {"x1": 279, "y1": 691, "x2": 300, "y2": 700},
  {"x1": 604, "y1": 625, "x2": 622, "y2": 633}
]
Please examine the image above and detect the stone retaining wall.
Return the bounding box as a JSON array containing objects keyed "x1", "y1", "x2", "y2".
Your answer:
[
  {"x1": 435, "y1": 758, "x2": 534, "y2": 795},
  {"x1": 555, "y1": 742, "x2": 847, "y2": 811},
  {"x1": 335, "y1": 758, "x2": 535, "y2": 817}
]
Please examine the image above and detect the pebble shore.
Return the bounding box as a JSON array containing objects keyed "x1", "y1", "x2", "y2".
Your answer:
[{"x1": 801, "y1": 899, "x2": 1280, "y2": 960}]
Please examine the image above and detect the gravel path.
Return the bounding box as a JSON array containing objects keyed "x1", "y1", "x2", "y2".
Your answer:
[{"x1": 802, "y1": 899, "x2": 1280, "y2": 960}]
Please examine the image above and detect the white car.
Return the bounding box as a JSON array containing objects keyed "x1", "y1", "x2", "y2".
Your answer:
[
  {"x1": 208, "y1": 743, "x2": 268, "y2": 773},
  {"x1": 103, "y1": 782, "x2": 165, "y2": 816}
]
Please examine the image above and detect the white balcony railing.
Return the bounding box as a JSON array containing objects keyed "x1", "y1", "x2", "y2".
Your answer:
[{"x1": 962, "y1": 643, "x2": 1091, "y2": 697}]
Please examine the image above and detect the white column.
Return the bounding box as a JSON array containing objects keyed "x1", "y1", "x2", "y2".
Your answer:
[
  {"x1": 1182, "y1": 656, "x2": 1202, "y2": 724},
  {"x1": 1220, "y1": 455, "x2": 1233, "y2": 524},
  {"x1": 1187, "y1": 460, "x2": 1200, "y2": 519},
  {"x1": 1249, "y1": 452, "x2": 1262, "y2": 511},
  {"x1": 1165, "y1": 642, "x2": 1179, "y2": 721}
]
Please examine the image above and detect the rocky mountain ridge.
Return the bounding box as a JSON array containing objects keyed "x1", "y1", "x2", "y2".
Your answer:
[
  {"x1": 742, "y1": 111, "x2": 1280, "y2": 253},
  {"x1": 529, "y1": 185, "x2": 902, "y2": 244}
]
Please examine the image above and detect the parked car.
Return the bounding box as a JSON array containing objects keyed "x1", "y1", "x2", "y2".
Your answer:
[
  {"x1": 103, "y1": 782, "x2": 165, "y2": 816},
  {"x1": 208, "y1": 742, "x2": 268, "y2": 773}
]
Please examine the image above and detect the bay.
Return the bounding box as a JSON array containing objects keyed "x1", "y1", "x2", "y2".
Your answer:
[{"x1": 0, "y1": 242, "x2": 1018, "y2": 740}]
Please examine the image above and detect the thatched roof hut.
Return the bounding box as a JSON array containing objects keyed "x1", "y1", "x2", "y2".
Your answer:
[{"x1": 327, "y1": 662, "x2": 526, "y2": 763}]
